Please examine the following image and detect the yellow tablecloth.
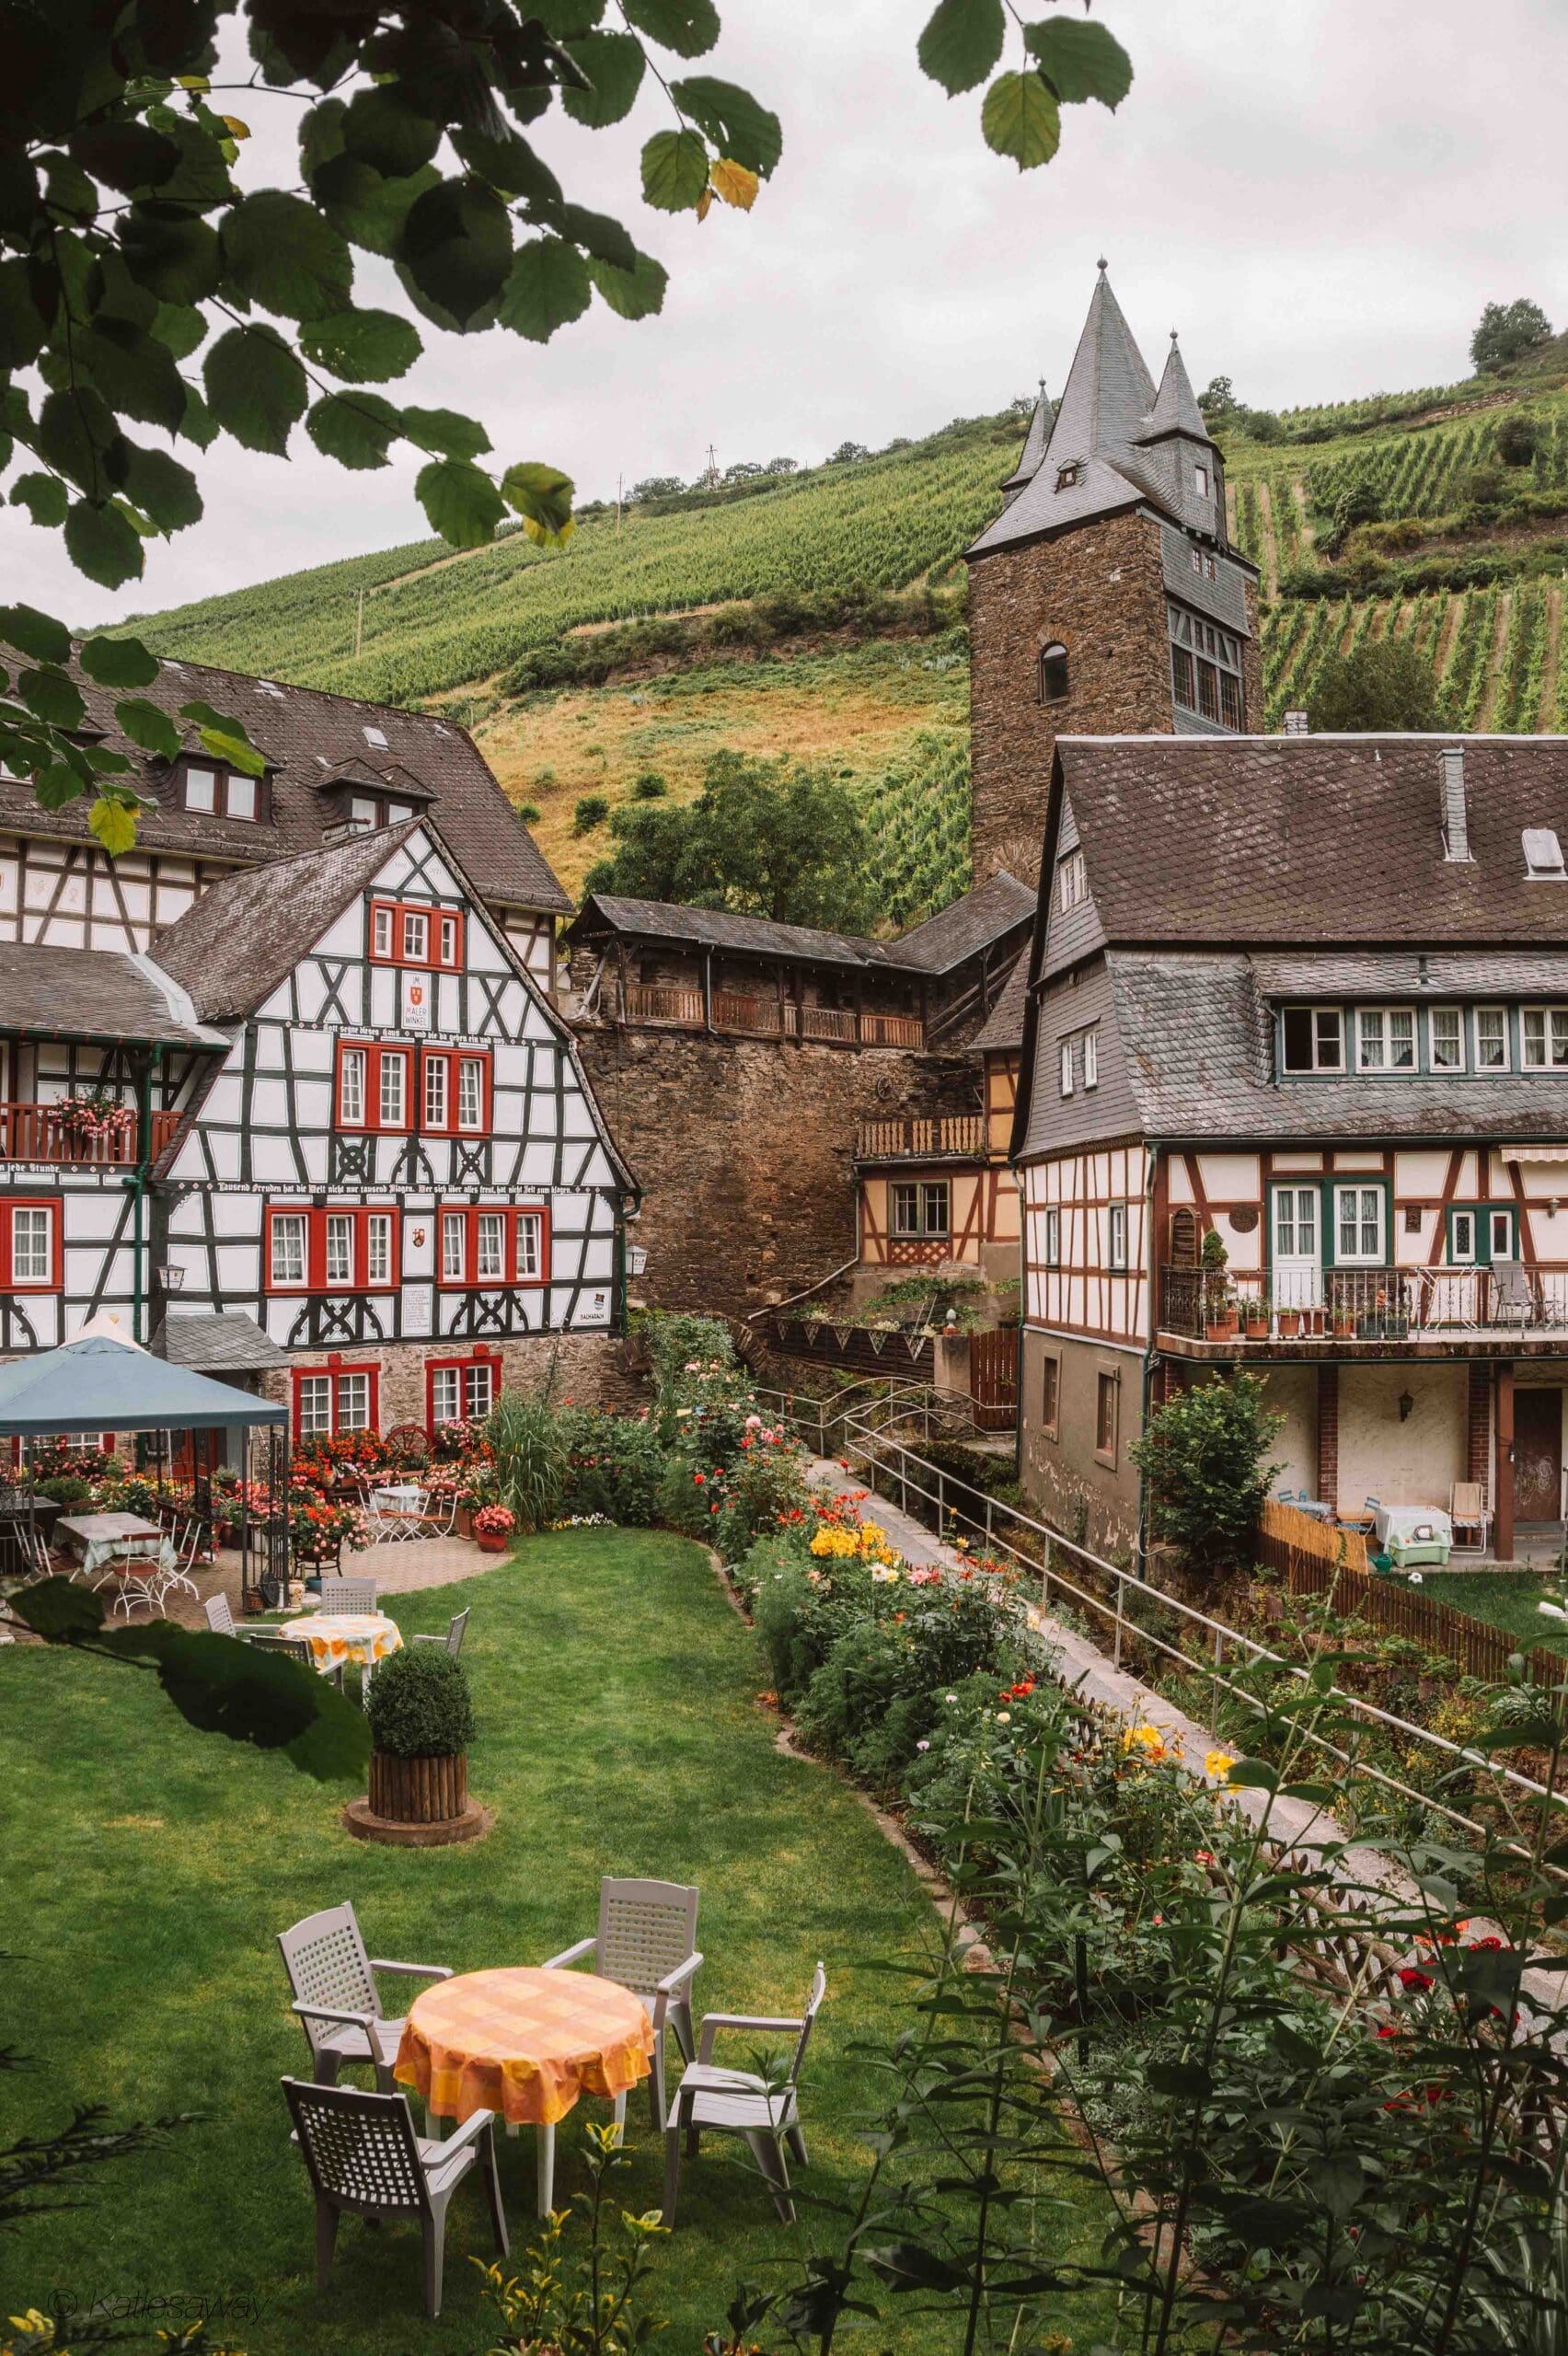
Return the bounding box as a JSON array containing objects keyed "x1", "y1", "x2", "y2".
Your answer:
[
  {"x1": 395, "y1": 1967, "x2": 653, "y2": 2128},
  {"x1": 279, "y1": 1611, "x2": 402, "y2": 1672}
]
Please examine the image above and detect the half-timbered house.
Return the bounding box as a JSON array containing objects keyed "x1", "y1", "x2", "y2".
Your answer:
[{"x1": 1012, "y1": 733, "x2": 1568, "y2": 1564}]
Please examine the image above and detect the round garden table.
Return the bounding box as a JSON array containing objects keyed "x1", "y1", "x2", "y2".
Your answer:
[
  {"x1": 279, "y1": 1611, "x2": 402, "y2": 1684},
  {"x1": 394, "y1": 1966, "x2": 654, "y2": 2214}
]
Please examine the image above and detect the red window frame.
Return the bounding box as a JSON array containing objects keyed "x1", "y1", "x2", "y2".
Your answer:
[
  {"x1": 368, "y1": 897, "x2": 465, "y2": 972},
  {"x1": 265, "y1": 1204, "x2": 400, "y2": 1293},
  {"x1": 425, "y1": 1349, "x2": 502, "y2": 1432},
  {"x1": 292, "y1": 1361, "x2": 382, "y2": 1441},
  {"x1": 419, "y1": 1046, "x2": 492, "y2": 1138},
  {"x1": 333, "y1": 1040, "x2": 415, "y2": 1134},
  {"x1": 0, "y1": 1196, "x2": 63, "y2": 1292},
  {"x1": 435, "y1": 1203, "x2": 549, "y2": 1288}
]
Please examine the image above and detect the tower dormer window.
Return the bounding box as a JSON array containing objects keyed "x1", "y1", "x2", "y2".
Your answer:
[
  {"x1": 1193, "y1": 463, "x2": 1210, "y2": 497},
  {"x1": 1039, "y1": 642, "x2": 1069, "y2": 704},
  {"x1": 1055, "y1": 464, "x2": 1080, "y2": 491}
]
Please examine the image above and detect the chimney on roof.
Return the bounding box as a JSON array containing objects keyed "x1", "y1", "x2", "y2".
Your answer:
[
  {"x1": 1283, "y1": 710, "x2": 1309, "y2": 736},
  {"x1": 1440, "y1": 745, "x2": 1472, "y2": 863}
]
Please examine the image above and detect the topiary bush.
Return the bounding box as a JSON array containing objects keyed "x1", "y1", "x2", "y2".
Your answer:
[{"x1": 366, "y1": 1646, "x2": 476, "y2": 1759}]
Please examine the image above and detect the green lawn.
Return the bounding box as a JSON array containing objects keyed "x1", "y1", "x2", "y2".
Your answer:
[
  {"x1": 1414, "y1": 1569, "x2": 1568, "y2": 1657},
  {"x1": 3, "y1": 1530, "x2": 1117, "y2": 2352}
]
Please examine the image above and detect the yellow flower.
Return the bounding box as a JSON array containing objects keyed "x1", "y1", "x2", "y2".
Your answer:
[
  {"x1": 1120, "y1": 1721, "x2": 1167, "y2": 1762},
  {"x1": 1205, "y1": 1749, "x2": 1237, "y2": 1782}
]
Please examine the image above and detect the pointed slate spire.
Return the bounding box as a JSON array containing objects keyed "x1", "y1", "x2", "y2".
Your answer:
[
  {"x1": 1041, "y1": 261, "x2": 1158, "y2": 477},
  {"x1": 1000, "y1": 377, "x2": 1052, "y2": 503},
  {"x1": 1138, "y1": 331, "x2": 1215, "y2": 446}
]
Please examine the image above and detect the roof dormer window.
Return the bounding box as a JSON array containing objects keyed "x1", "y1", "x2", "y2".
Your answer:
[
  {"x1": 1055, "y1": 463, "x2": 1080, "y2": 491},
  {"x1": 180, "y1": 761, "x2": 263, "y2": 821}
]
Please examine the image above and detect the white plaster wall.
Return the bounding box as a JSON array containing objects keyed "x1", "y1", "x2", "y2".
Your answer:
[
  {"x1": 1260, "y1": 1364, "x2": 1318, "y2": 1496},
  {"x1": 1337, "y1": 1364, "x2": 1468, "y2": 1509}
]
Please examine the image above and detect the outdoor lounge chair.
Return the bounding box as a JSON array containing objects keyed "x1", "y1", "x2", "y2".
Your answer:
[
  {"x1": 1449, "y1": 1481, "x2": 1493, "y2": 1555},
  {"x1": 278, "y1": 1901, "x2": 452, "y2": 2093},
  {"x1": 412, "y1": 1607, "x2": 469, "y2": 1659},
  {"x1": 544, "y1": 1877, "x2": 702, "y2": 2130},
  {"x1": 282, "y1": 2077, "x2": 507, "y2": 2320},
  {"x1": 661, "y1": 1962, "x2": 826, "y2": 2228},
  {"x1": 1492, "y1": 1259, "x2": 1539, "y2": 1330}
]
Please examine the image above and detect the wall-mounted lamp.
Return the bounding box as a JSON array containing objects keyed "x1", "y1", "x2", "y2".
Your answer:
[
  {"x1": 1551, "y1": 1196, "x2": 1562, "y2": 1218},
  {"x1": 156, "y1": 1262, "x2": 185, "y2": 1292},
  {"x1": 1398, "y1": 1388, "x2": 1415, "y2": 1423}
]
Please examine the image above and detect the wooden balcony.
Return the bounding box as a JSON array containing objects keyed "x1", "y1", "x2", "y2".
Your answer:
[
  {"x1": 855, "y1": 1114, "x2": 987, "y2": 1161},
  {"x1": 611, "y1": 983, "x2": 923, "y2": 1051},
  {"x1": 1160, "y1": 1263, "x2": 1568, "y2": 1350},
  {"x1": 0, "y1": 1102, "x2": 183, "y2": 1166}
]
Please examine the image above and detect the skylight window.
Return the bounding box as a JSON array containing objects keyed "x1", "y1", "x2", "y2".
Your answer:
[
  {"x1": 1523, "y1": 827, "x2": 1566, "y2": 879},
  {"x1": 1055, "y1": 463, "x2": 1080, "y2": 491},
  {"x1": 363, "y1": 725, "x2": 388, "y2": 749}
]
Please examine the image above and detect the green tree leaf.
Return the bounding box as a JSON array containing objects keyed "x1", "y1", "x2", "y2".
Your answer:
[
  {"x1": 981, "y1": 68, "x2": 1061, "y2": 167},
  {"x1": 300, "y1": 308, "x2": 421, "y2": 383},
  {"x1": 38, "y1": 384, "x2": 121, "y2": 493},
  {"x1": 502, "y1": 461, "x2": 576, "y2": 545},
  {"x1": 63, "y1": 497, "x2": 144, "y2": 587},
  {"x1": 562, "y1": 32, "x2": 647, "y2": 128},
  {"x1": 10, "y1": 473, "x2": 68, "y2": 527},
  {"x1": 640, "y1": 129, "x2": 709, "y2": 213},
  {"x1": 586, "y1": 248, "x2": 668, "y2": 321},
  {"x1": 221, "y1": 189, "x2": 353, "y2": 321},
  {"x1": 88, "y1": 794, "x2": 141, "y2": 856},
  {"x1": 118, "y1": 208, "x2": 222, "y2": 306},
  {"x1": 306, "y1": 389, "x2": 402, "y2": 468},
  {"x1": 401, "y1": 407, "x2": 492, "y2": 461},
  {"x1": 917, "y1": 0, "x2": 1006, "y2": 97},
  {"x1": 498, "y1": 237, "x2": 593, "y2": 341},
  {"x1": 119, "y1": 444, "x2": 203, "y2": 533},
  {"x1": 623, "y1": 0, "x2": 720, "y2": 57},
  {"x1": 178, "y1": 700, "x2": 265, "y2": 776},
  {"x1": 0, "y1": 257, "x2": 47, "y2": 371},
  {"x1": 203, "y1": 324, "x2": 307, "y2": 455},
  {"x1": 34, "y1": 758, "x2": 91, "y2": 810},
  {"x1": 69, "y1": 119, "x2": 181, "y2": 192},
  {"x1": 415, "y1": 457, "x2": 506, "y2": 547},
  {"x1": 0, "y1": 604, "x2": 72, "y2": 665},
  {"x1": 17, "y1": 665, "x2": 86, "y2": 730},
  {"x1": 340, "y1": 84, "x2": 442, "y2": 178},
  {"x1": 115, "y1": 697, "x2": 182, "y2": 756},
  {"x1": 75, "y1": 318, "x2": 187, "y2": 433},
  {"x1": 550, "y1": 202, "x2": 637, "y2": 272},
  {"x1": 148, "y1": 301, "x2": 207, "y2": 360},
  {"x1": 532, "y1": 0, "x2": 607, "y2": 31},
  {"x1": 81, "y1": 635, "x2": 160, "y2": 688},
  {"x1": 1024, "y1": 17, "x2": 1134, "y2": 108},
  {"x1": 670, "y1": 77, "x2": 782, "y2": 176},
  {"x1": 397, "y1": 177, "x2": 513, "y2": 329}
]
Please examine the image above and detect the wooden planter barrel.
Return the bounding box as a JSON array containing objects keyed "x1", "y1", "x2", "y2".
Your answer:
[{"x1": 369, "y1": 1749, "x2": 467, "y2": 1824}]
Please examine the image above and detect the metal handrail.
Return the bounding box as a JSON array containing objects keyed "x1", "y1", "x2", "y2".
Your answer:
[{"x1": 836, "y1": 1409, "x2": 1568, "y2": 1849}]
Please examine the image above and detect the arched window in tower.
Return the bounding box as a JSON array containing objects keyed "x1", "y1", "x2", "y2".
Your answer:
[{"x1": 1038, "y1": 642, "x2": 1069, "y2": 704}]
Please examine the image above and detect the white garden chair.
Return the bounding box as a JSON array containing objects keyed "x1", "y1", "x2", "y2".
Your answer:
[
  {"x1": 317, "y1": 1576, "x2": 378, "y2": 1614},
  {"x1": 282, "y1": 2077, "x2": 507, "y2": 2320},
  {"x1": 662, "y1": 1962, "x2": 826, "y2": 2227},
  {"x1": 278, "y1": 1901, "x2": 452, "y2": 2093},
  {"x1": 365, "y1": 1486, "x2": 428, "y2": 1544},
  {"x1": 544, "y1": 1877, "x2": 702, "y2": 2130},
  {"x1": 412, "y1": 1608, "x2": 469, "y2": 1659}
]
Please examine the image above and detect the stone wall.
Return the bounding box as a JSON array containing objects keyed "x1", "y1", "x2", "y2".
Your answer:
[
  {"x1": 967, "y1": 511, "x2": 1172, "y2": 884},
  {"x1": 259, "y1": 1328, "x2": 648, "y2": 1429},
  {"x1": 576, "y1": 1023, "x2": 979, "y2": 1317}
]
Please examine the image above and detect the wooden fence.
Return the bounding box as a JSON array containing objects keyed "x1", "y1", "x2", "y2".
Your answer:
[{"x1": 1257, "y1": 1497, "x2": 1563, "y2": 1686}]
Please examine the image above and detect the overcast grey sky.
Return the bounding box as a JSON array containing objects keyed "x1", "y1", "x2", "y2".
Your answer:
[{"x1": 23, "y1": 0, "x2": 1568, "y2": 625}]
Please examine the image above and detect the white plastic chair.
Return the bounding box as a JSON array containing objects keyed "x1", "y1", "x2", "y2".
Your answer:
[
  {"x1": 317, "y1": 1576, "x2": 378, "y2": 1614},
  {"x1": 282, "y1": 2077, "x2": 507, "y2": 2320},
  {"x1": 544, "y1": 1877, "x2": 702, "y2": 2130},
  {"x1": 662, "y1": 1963, "x2": 826, "y2": 2227},
  {"x1": 278, "y1": 1901, "x2": 452, "y2": 2093},
  {"x1": 412, "y1": 1608, "x2": 469, "y2": 1659}
]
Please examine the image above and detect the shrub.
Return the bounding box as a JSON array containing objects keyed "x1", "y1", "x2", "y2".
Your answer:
[
  {"x1": 486, "y1": 1385, "x2": 568, "y2": 1532},
  {"x1": 630, "y1": 770, "x2": 667, "y2": 800},
  {"x1": 517, "y1": 801, "x2": 542, "y2": 823},
  {"x1": 1308, "y1": 639, "x2": 1443, "y2": 733},
  {"x1": 1496, "y1": 411, "x2": 1541, "y2": 467},
  {"x1": 654, "y1": 1453, "x2": 718, "y2": 1539},
  {"x1": 37, "y1": 1476, "x2": 92, "y2": 1506},
  {"x1": 712, "y1": 1430, "x2": 811, "y2": 1559},
  {"x1": 559, "y1": 1406, "x2": 664, "y2": 1525},
  {"x1": 573, "y1": 795, "x2": 610, "y2": 835},
  {"x1": 1130, "y1": 1371, "x2": 1284, "y2": 1576},
  {"x1": 366, "y1": 1646, "x2": 475, "y2": 1758}
]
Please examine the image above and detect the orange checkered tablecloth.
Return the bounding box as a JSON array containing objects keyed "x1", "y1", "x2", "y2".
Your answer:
[
  {"x1": 280, "y1": 1612, "x2": 402, "y2": 1672},
  {"x1": 394, "y1": 1967, "x2": 654, "y2": 2128}
]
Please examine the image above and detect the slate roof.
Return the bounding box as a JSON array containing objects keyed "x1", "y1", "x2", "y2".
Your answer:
[
  {"x1": 1054, "y1": 733, "x2": 1568, "y2": 956},
  {"x1": 1001, "y1": 382, "x2": 1053, "y2": 496},
  {"x1": 153, "y1": 1311, "x2": 290, "y2": 1372},
  {"x1": 892, "y1": 871, "x2": 1036, "y2": 973},
  {"x1": 1138, "y1": 338, "x2": 1214, "y2": 446},
  {"x1": 570, "y1": 873, "x2": 1037, "y2": 978},
  {"x1": 1250, "y1": 951, "x2": 1568, "y2": 999},
  {"x1": 0, "y1": 941, "x2": 228, "y2": 1048},
  {"x1": 972, "y1": 949, "x2": 1031, "y2": 1055},
  {"x1": 0, "y1": 648, "x2": 571, "y2": 915},
  {"x1": 1059, "y1": 952, "x2": 1568, "y2": 1149},
  {"x1": 153, "y1": 821, "x2": 423, "y2": 1018}
]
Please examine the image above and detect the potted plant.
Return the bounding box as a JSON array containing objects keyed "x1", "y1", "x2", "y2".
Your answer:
[
  {"x1": 1332, "y1": 1301, "x2": 1356, "y2": 1338},
  {"x1": 1199, "y1": 1229, "x2": 1239, "y2": 1337},
  {"x1": 1276, "y1": 1303, "x2": 1304, "y2": 1338},
  {"x1": 1244, "y1": 1296, "x2": 1269, "y2": 1339},
  {"x1": 1357, "y1": 1287, "x2": 1411, "y2": 1343},
  {"x1": 58, "y1": 1086, "x2": 136, "y2": 1160},
  {"x1": 473, "y1": 1502, "x2": 516, "y2": 1553},
  {"x1": 352, "y1": 1646, "x2": 487, "y2": 1845}
]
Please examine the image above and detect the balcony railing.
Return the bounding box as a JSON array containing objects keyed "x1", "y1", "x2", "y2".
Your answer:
[
  {"x1": 610, "y1": 984, "x2": 923, "y2": 1051},
  {"x1": 0, "y1": 1103, "x2": 183, "y2": 1166},
  {"x1": 856, "y1": 1114, "x2": 987, "y2": 1161},
  {"x1": 1161, "y1": 1263, "x2": 1568, "y2": 1341}
]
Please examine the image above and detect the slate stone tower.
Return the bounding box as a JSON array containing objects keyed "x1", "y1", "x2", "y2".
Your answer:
[{"x1": 965, "y1": 265, "x2": 1262, "y2": 881}]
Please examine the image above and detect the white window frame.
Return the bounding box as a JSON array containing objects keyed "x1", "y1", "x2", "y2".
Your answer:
[
  {"x1": 1043, "y1": 1205, "x2": 1061, "y2": 1267},
  {"x1": 476, "y1": 1211, "x2": 506, "y2": 1282},
  {"x1": 457, "y1": 1057, "x2": 485, "y2": 1132},
  {"x1": 296, "y1": 1374, "x2": 332, "y2": 1437},
  {"x1": 365, "y1": 1212, "x2": 393, "y2": 1287},
  {"x1": 423, "y1": 1055, "x2": 448, "y2": 1132},
  {"x1": 1521, "y1": 1006, "x2": 1568, "y2": 1069},
  {"x1": 1083, "y1": 1029, "x2": 1099, "y2": 1090},
  {"x1": 441, "y1": 1210, "x2": 467, "y2": 1283},
  {"x1": 11, "y1": 1206, "x2": 52, "y2": 1284},
  {"x1": 351, "y1": 794, "x2": 378, "y2": 826},
  {"x1": 1450, "y1": 1207, "x2": 1478, "y2": 1263},
  {"x1": 1428, "y1": 1006, "x2": 1465, "y2": 1073},
  {"x1": 1334, "y1": 1184, "x2": 1386, "y2": 1265},
  {"x1": 515, "y1": 1212, "x2": 543, "y2": 1280},
  {"x1": 372, "y1": 905, "x2": 393, "y2": 958},
  {"x1": 1473, "y1": 1007, "x2": 1510, "y2": 1071},
  {"x1": 225, "y1": 771, "x2": 257, "y2": 822},
  {"x1": 270, "y1": 1211, "x2": 308, "y2": 1288},
  {"x1": 1490, "y1": 1207, "x2": 1516, "y2": 1260},
  {"x1": 379, "y1": 1049, "x2": 408, "y2": 1129},
  {"x1": 1280, "y1": 1007, "x2": 1344, "y2": 1073},
  {"x1": 464, "y1": 1360, "x2": 495, "y2": 1418},
  {"x1": 324, "y1": 1213, "x2": 355, "y2": 1288},
  {"x1": 402, "y1": 907, "x2": 430, "y2": 963},
  {"x1": 338, "y1": 1047, "x2": 365, "y2": 1126},
  {"x1": 1355, "y1": 1005, "x2": 1416, "y2": 1071},
  {"x1": 336, "y1": 1371, "x2": 371, "y2": 1432},
  {"x1": 430, "y1": 1366, "x2": 461, "y2": 1426},
  {"x1": 183, "y1": 765, "x2": 218, "y2": 814},
  {"x1": 439, "y1": 914, "x2": 459, "y2": 966},
  {"x1": 1056, "y1": 849, "x2": 1087, "y2": 911},
  {"x1": 1060, "y1": 1040, "x2": 1074, "y2": 1098},
  {"x1": 1193, "y1": 463, "x2": 1209, "y2": 496},
  {"x1": 1108, "y1": 1201, "x2": 1127, "y2": 1270}
]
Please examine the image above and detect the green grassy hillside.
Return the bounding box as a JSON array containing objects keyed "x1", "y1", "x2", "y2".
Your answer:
[{"x1": 120, "y1": 353, "x2": 1568, "y2": 912}]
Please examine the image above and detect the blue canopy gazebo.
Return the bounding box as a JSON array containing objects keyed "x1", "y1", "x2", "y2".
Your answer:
[{"x1": 0, "y1": 1334, "x2": 292, "y2": 1609}]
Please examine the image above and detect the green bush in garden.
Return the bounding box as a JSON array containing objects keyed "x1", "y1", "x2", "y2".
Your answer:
[
  {"x1": 486, "y1": 1385, "x2": 569, "y2": 1534},
  {"x1": 557, "y1": 1405, "x2": 665, "y2": 1526},
  {"x1": 365, "y1": 1647, "x2": 475, "y2": 1759},
  {"x1": 1131, "y1": 1371, "x2": 1283, "y2": 1576}
]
